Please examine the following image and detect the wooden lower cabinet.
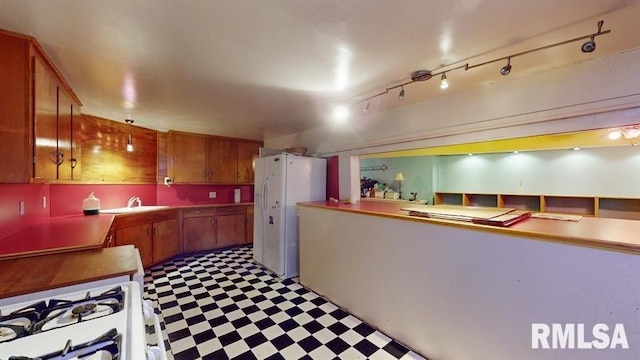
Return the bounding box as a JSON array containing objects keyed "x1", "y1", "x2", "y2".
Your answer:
[
  {"x1": 115, "y1": 223, "x2": 153, "y2": 267},
  {"x1": 217, "y1": 213, "x2": 246, "y2": 247},
  {"x1": 246, "y1": 206, "x2": 254, "y2": 244},
  {"x1": 113, "y1": 209, "x2": 179, "y2": 268},
  {"x1": 152, "y1": 218, "x2": 180, "y2": 264},
  {"x1": 183, "y1": 216, "x2": 216, "y2": 253},
  {"x1": 182, "y1": 205, "x2": 250, "y2": 253}
]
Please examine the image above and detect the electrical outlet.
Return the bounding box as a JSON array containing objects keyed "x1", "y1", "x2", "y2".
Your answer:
[
  {"x1": 164, "y1": 177, "x2": 172, "y2": 185},
  {"x1": 209, "y1": 191, "x2": 216, "y2": 199},
  {"x1": 19, "y1": 201, "x2": 25, "y2": 215}
]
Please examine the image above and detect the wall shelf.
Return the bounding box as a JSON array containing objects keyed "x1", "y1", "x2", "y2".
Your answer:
[{"x1": 434, "y1": 192, "x2": 640, "y2": 220}]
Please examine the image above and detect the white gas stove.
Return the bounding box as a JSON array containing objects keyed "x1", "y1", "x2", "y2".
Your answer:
[{"x1": 0, "y1": 280, "x2": 166, "y2": 360}]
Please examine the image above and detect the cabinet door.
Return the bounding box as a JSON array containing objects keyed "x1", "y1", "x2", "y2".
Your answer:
[
  {"x1": 171, "y1": 132, "x2": 207, "y2": 183},
  {"x1": 32, "y1": 55, "x2": 59, "y2": 180},
  {"x1": 216, "y1": 214, "x2": 246, "y2": 248},
  {"x1": 70, "y1": 101, "x2": 81, "y2": 179},
  {"x1": 152, "y1": 218, "x2": 180, "y2": 264},
  {"x1": 57, "y1": 89, "x2": 73, "y2": 180},
  {"x1": 115, "y1": 224, "x2": 153, "y2": 267},
  {"x1": 246, "y1": 207, "x2": 254, "y2": 244},
  {"x1": 0, "y1": 33, "x2": 31, "y2": 183},
  {"x1": 183, "y1": 216, "x2": 216, "y2": 253},
  {"x1": 237, "y1": 142, "x2": 260, "y2": 184},
  {"x1": 208, "y1": 138, "x2": 237, "y2": 183}
]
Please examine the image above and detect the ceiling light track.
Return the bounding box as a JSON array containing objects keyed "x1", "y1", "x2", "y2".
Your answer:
[{"x1": 358, "y1": 20, "x2": 610, "y2": 105}]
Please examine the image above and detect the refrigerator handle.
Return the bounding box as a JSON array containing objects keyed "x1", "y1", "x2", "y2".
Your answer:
[{"x1": 261, "y1": 177, "x2": 268, "y2": 214}]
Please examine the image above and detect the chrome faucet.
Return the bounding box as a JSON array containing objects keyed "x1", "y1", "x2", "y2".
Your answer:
[{"x1": 127, "y1": 196, "x2": 142, "y2": 208}]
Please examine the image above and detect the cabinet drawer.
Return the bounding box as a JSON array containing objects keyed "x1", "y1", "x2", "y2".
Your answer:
[
  {"x1": 183, "y1": 207, "x2": 217, "y2": 218},
  {"x1": 217, "y1": 206, "x2": 246, "y2": 215}
]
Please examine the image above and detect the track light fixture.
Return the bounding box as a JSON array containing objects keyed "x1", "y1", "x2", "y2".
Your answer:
[
  {"x1": 582, "y1": 20, "x2": 603, "y2": 53},
  {"x1": 500, "y1": 58, "x2": 512, "y2": 76},
  {"x1": 440, "y1": 73, "x2": 449, "y2": 89},
  {"x1": 125, "y1": 119, "x2": 134, "y2": 152},
  {"x1": 357, "y1": 20, "x2": 609, "y2": 108}
]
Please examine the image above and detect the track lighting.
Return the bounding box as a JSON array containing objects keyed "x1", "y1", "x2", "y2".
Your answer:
[
  {"x1": 500, "y1": 58, "x2": 512, "y2": 76},
  {"x1": 358, "y1": 20, "x2": 609, "y2": 109},
  {"x1": 440, "y1": 73, "x2": 449, "y2": 89},
  {"x1": 582, "y1": 20, "x2": 603, "y2": 53},
  {"x1": 125, "y1": 119, "x2": 134, "y2": 152}
]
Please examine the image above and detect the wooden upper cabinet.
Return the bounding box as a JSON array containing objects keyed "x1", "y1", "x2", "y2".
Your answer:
[
  {"x1": 0, "y1": 30, "x2": 82, "y2": 183},
  {"x1": 32, "y1": 54, "x2": 59, "y2": 181},
  {"x1": 70, "y1": 100, "x2": 82, "y2": 180},
  {"x1": 208, "y1": 138, "x2": 237, "y2": 183},
  {"x1": 169, "y1": 131, "x2": 208, "y2": 183},
  {"x1": 0, "y1": 31, "x2": 31, "y2": 183},
  {"x1": 168, "y1": 130, "x2": 262, "y2": 184},
  {"x1": 81, "y1": 115, "x2": 157, "y2": 183},
  {"x1": 237, "y1": 141, "x2": 261, "y2": 184},
  {"x1": 56, "y1": 88, "x2": 73, "y2": 180}
]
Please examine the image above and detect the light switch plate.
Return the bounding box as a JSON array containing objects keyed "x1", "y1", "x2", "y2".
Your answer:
[{"x1": 209, "y1": 191, "x2": 216, "y2": 199}]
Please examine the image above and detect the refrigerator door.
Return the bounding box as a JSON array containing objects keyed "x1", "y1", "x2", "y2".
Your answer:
[
  {"x1": 262, "y1": 155, "x2": 286, "y2": 276},
  {"x1": 253, "y1": 158, "x2": 265, "y2": 264}
]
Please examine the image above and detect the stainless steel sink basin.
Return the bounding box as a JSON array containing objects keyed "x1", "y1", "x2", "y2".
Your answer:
[{"x1": 100, "y1": 205, "x2": 170, "y2": 214}]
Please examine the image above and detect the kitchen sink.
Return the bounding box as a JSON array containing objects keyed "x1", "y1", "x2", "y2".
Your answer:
[{"x1": 100, "y1": 205, "x2": 170, "y2": 214}]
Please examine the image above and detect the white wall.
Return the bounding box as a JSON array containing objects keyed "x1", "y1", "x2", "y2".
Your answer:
[
  {"x1": 265, "y1": 49, "x2": 640, "y2": 156},
  {"x1": 436, "y1": 146, "x2": 640, "y2": 196},
  {"x1": 300, "y1": 206, "x2": 640, "y2": 360}
]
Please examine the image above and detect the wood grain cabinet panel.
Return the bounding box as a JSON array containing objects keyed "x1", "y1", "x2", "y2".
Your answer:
[
  {"x1": 216, "y1": 206, "x2": 247, "y2": 248},
  {"x1": 237, "y1": 142, "x2": 261, "y2": 184},
  {"x1": 32, "y1": 54, "x2": 59, "y2": 181},
  {"x1": 169, "y1": 130, "x2": 262, "y2": 184},
  {"x1": 114, "y1": 209, "x2": 179, "y2": 268},
  {"x1": 0, "y1": 30, "x2": 82, "y2": 183},
  {"x1": 183, "y1": 216, "x2": 217, "y2": 253},
  {"x1": 115, "y1": 223, "x2": 152, "y2": 267},
  {"x1": 0, "y1": 31, "x2": 31, "y2": 183},
  {"x1": 208, "y1": 138, "x2": 237, "y2": 183},
  {"x1": 152, "y1": 218, "x2": 180, "y2": 264},
  {"x1": 81, "y1": 115, "x2": 157, "y2": 183},
  {"x1": 246, "y1": 206, "x2": 254, "y2": 244},
  {"x1": 169, "y1": 132, "x2": 208, "y2": 183}
]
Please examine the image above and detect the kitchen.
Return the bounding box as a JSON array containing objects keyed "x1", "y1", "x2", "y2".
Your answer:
[{"x1": 2, "y1": 1, "x2": 640, "y2": 359}]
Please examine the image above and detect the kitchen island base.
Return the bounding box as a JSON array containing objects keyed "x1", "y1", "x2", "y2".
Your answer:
[{"x1": 298, "y1": 204, "x2": 640, "y2": 360}]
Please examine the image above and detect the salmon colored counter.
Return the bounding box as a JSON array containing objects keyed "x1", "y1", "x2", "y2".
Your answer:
[
  {"x1": 0, "y1": 214, "x2": 114, "y2": 259},
  {"x1": 299, "y1": 200, "x2": 640, "y2": 254}
]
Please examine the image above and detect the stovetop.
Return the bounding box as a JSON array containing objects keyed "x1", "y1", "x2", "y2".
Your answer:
[{"x1": 0, "y1": 282, "x2": 145, "y2": 360}]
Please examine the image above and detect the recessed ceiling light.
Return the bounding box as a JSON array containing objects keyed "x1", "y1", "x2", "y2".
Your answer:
[{"x1": 332, "y1": 105, "x2": 349, "y2": 123}]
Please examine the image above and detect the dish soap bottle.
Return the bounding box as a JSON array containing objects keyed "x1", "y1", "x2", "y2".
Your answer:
[{"x1": 83, "y1": 192, "x2": 101, "y2": 215}]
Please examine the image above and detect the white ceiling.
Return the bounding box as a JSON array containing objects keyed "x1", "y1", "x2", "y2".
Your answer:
[{"x1": 1, "y1": 0, "x2": 640, "y2": 141}]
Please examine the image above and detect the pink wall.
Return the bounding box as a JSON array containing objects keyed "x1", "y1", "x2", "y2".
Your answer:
[
  {"x1": 50, "y1": 184, "x2": 158, "y2": 217},
  {"x1": 157, "y1": 184, "x2": 253, "y2": 205},
  {"x1": 326, "y1": 155, "x2": 339, "y2": 200},
  {"x1": 1, "y1": 183, "x2": 254, "y2": 237},
  {"x1": 0, "y1": 184, "x2": 51, "y2": 238}
]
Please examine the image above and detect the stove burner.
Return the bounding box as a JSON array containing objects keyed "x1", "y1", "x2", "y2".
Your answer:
[
  {"x1": 0, "y1": 286, "x2": 125, "y2": 343},
  {"x1": 71, "y1": 303, "x2": 97, "y2": 318},
  {"x1": 6, "y1": 328, "x2": 122, "y2": 360}
]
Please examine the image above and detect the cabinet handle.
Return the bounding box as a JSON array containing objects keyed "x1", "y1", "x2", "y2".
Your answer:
[
  {"x1": 203, "y1": 171, "x2": 207, "y2": 179},
  {"x1": 152, "y1": 227, "x2": 156, "y2": 236},
  {"x1": 70, "y1": 158, "x2": 77, "y2": 169},
  {"x1": 50, "y1": 151, "x2": 64, "y2": 165},
  {"x1": 195, "y1": 211, "x2": 202, "y2": 215},
  {"x1": 208, "y1": 171, "x2": 212, "y2": 178}
]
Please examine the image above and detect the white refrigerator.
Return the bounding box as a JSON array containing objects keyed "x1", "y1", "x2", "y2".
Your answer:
[{"x1": 253, "y1": 153, "x2": 326, "y2": 279}]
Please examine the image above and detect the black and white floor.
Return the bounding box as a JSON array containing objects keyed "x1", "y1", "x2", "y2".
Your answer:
[{"x1": 144, "y1": 245, "x2": 427, "y2": 360}]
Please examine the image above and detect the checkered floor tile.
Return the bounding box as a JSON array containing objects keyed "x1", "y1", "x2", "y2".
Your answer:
[{"x1": 144, "y1": 245, "x2": 427, "y2": 360}]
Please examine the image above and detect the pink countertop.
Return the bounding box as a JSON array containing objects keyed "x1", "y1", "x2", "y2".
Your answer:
[
  {"x1": 0, "y1": 214, "x2": 115, "y2": 259},
  {"x1": 298, "y1": 201, "x2": 640, "y2": 254}
]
